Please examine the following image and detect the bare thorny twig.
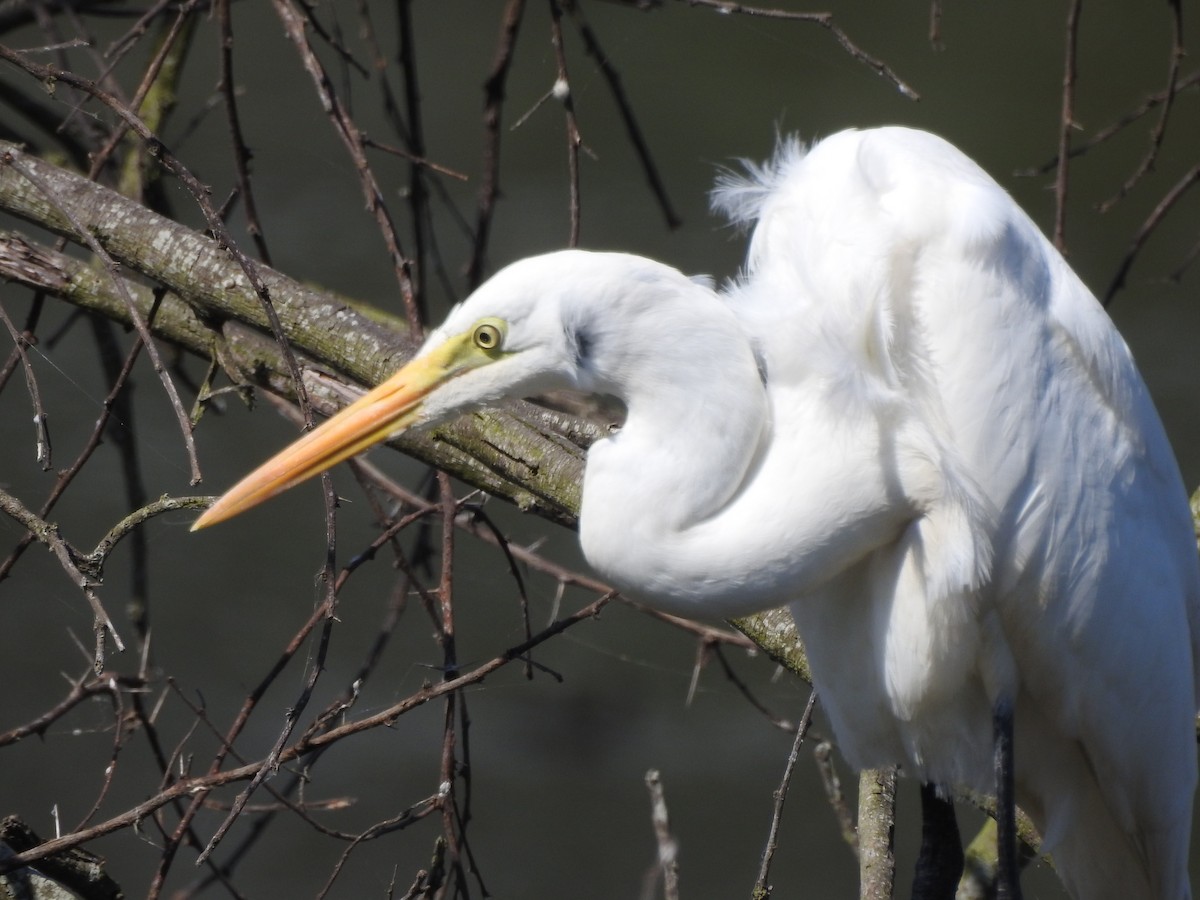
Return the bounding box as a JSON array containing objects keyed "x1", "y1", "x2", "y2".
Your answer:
[
  {"x1": 0, "y1": 3, "x2": 1193, "y2": 899},
  {"x1": 1037, "y1": 0, "x2": 1198, "y2": 303}
]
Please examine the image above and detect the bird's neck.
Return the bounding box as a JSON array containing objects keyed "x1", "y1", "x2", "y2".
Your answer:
[
  {"x1": 605, "y1": 341, "x2": 769, "y2": 527},
  {"x1": 575, "y1": 288, "x2": 919, "y2": 620},
  {"x1": 577, "y1": 294, "x2": 780, "y2": 615}
]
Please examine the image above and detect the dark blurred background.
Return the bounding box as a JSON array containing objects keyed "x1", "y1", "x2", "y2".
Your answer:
[{"x1": 1, "y1": 2, "x2": 1197, "y2": 897}]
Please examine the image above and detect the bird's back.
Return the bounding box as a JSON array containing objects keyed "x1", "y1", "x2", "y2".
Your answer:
[{"x1": 716, "y1": 127, "x2": 1200, "y2": 898}]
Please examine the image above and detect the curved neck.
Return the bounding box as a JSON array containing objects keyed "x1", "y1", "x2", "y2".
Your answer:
[
  {"x1": 575, "y1": 285, "x2": 791, "y2": 615},
  {"x1": 575, "y1": 288, "x2": 914, "y2": 619},
  {"x1": 596, "y1": 337, "x2": 769, "y2": 530}
]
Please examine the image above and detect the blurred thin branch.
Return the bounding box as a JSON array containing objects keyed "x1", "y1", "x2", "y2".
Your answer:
[
  {"x1": 1104, "y1": 161, "x2": 1200, "y2": 305},
  {"x1": 671, "y1": 0, "x2": 918, "y2": 100},
  {"x1": 1052, "y1": 0, "x2": 1081, "y2": 254},
  {"x1": 752, "y1": 689, "x2": 817, "y2": 899},
  {"x1": 469, "y1": 0, "x2": 526, "y2": 289},
  {"x1": 643, "y1": 770, "x2": 681, "y2": 900},
  {"x1": 1098, "y1": 0, "x2": 1185, "y2": 214}
]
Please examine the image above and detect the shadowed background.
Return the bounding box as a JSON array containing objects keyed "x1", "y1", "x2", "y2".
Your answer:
[{"x1": 0, "y1": 2, "x2": 1197, "y2": 897}]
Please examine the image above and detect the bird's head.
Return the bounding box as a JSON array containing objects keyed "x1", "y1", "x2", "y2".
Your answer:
[{"x1": 191, "y1": 249, "x2": 681, "y2": 529}]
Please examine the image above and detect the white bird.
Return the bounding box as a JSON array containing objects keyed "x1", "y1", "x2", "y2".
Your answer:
[{"x1": 194, "y1": 127, "x2": 1199, "y2": 900}]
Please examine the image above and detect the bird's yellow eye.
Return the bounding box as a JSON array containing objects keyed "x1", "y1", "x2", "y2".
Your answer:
[{"x1": 472, "y1": 319, "x2": 505, "y2": 352}]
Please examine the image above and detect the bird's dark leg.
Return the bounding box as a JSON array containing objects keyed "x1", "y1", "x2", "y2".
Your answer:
[
  {"x1": 994, "y1": 701, "x2": 1024, "y2": 900},
  {"x1": 910, "y1": 782, "x2": 963, "y2": 900}
]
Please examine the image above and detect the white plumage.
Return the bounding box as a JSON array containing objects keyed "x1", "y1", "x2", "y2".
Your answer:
[
  {"x1": 196, "y1": 127, "x2": 1199, "y2": 899},
  {"x1": 709, "y1": 128, "x2": 1199, "y2": 898}
]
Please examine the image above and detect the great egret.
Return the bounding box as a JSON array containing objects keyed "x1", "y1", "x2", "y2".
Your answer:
[{"x1": 194, "y1": 127, "x2": 1199, "y2": 900}]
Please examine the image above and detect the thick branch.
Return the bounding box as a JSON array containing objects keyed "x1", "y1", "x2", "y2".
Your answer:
[{"x1": 0, "y1": 143, "x2": 589, "y2": 526}]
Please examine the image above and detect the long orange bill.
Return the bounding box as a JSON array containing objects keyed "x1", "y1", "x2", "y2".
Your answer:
[{"x1": 192, "y1": 339, "x2": 464, "y2": 530}]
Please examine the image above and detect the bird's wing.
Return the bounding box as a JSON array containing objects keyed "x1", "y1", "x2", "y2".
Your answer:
[{"x1": 716, "y1": 127, "x2": 1200, "y2": 895}]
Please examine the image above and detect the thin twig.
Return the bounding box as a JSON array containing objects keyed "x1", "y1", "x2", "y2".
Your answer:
[
  {"x1": 0, "y1": 671, "x2": 130, "y2": 748},
  {"x1": 1053, "y1": 0, "x2": 1082, "y2": 253},
  {"x1": 396, "y1": 0, "x2": 431, "y2": 313},
  {"x1": 354, "y1": 0, "x2": 467, "y2": 308},
  {"x1": 104, "y1": 0, "x2": 176, "y2": 61},
  {"x1": 469, "y1": 0, "x2": 527, "y2": 289},
  {"x1": 0, "y1": 312, "x2": 151, "y2": 582},
  {"x1": 1099, "y1": 0, "x2": 1185, "y2": 213},
  {"x1": 361, "y1": 136, "x2": 469, "y2": 181},
  {"x1": 0, "y1": 297, "x2": 51, "y2": 469},
  {"x1": 0, "y1": 145, "x2": 202, "y2": 482},
  {"x1": 216, "y1": 0, "x2": 272, "y2": 263},
  {"x1": 295, "y1": 0, "x2": 371, "y2": 79},
  {"x1": 1015, "y1": 69, "x2": 1200, "y2": 177},
  {"x1": 314, "y1": 795, "x2": 444, "y2": 900},
  {"x1": 928, "y1": 0, "x2": 944, "y2": 50},
  {"x1": 549, "y1": 0, "x2": 583, "y2": 246},
  {"x1": 270, "y1": 0, "x2": 422, "y2": 333},
  {"x1": 86, "y1": 496, "x2": 213, "y2": 567},
  {"x1": 814, "y1": 740, "x2": 858, "y2": 855},
  {"x1": 94, "y1": 0, "x2": 200, "y2": 196},
  {"x1": 0, "y1": 485, "x2": 124, "y2": 666},
  {"x1": 1167, "y1": 236, "x2": 1200, "y2": 285},
  {"x1": 435, "y1": 470, "x2": 463, "y2": 879},
  {"x1": 87, "y1": 314, "x2": 152, "y2": 640},
  {"x1": 1104, "y1": 161, "x2": 1200, "y2": 305},
  {"x1": 753, "y1": 689, "x2": 817, "y2": 898},
  {"x1": 569, "y1": 3, "x2": 682, "y2": 229},
  {"x1": 705, "y1": 643, "x2": 797, "y2": 732},
  {"x1": 676, "y1": 0, "x2": 919, "y2": 100},
  {"x1": 197, "y1": 479, "x2": 341, "y2": 866},
  {"x1": 0, "y1": 592, "x2": 615, "y2": 875}
]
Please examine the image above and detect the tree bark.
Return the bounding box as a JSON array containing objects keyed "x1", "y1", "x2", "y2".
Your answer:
[{"x1": 0, "y1": 140, "x2": 591, "y2": 527}]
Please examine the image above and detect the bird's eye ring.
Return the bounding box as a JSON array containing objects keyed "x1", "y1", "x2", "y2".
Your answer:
[{"x1": 472, "y1": 320, "x2": 505, "y2": 351}]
